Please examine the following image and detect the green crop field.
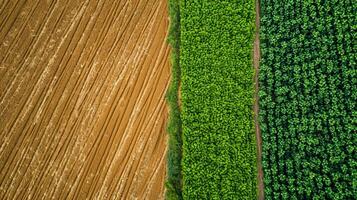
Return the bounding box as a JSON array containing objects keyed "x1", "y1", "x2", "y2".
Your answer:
[
  {"x1": 180, "y1": 0, "x2": 257, "y2": 199},
  {"x1": 165, "y1": 0, "x2": 355, "y2": 199},
  {"x1": 259, "y1": 0, "x2": 356, "y2": 199}
]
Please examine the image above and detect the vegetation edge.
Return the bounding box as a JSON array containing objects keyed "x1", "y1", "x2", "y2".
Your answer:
[{"x1": 165, "y1": 0, "x2": 183, "y2": 199}]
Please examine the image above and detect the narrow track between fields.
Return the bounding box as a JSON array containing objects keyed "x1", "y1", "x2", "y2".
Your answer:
[{"x1": 253, "y1": 0, "x2": 264, "y2": 199}]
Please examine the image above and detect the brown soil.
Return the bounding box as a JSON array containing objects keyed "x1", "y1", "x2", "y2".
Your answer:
[
  {"x1": 0, "y1": 0, "x2": 169, "y2": 199},
  {"x1": 253, "y1": 0, "x2": 264, "y2": 199}
]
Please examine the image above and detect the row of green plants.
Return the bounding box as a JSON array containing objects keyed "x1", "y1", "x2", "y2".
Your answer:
[
  {"x1": 165, "y1": 0, "x2": 183, "y2": 199},
  {"x1": 180, "y1": 0, "x2": 257, "y2": 199},
  {"x1": 259, "y1": 0, "x2": 356, "y2": 199}
]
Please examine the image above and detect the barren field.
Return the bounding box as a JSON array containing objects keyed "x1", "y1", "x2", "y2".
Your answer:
[{"x1": 0, "y1": 0, "x2": 170, "y2": 199}]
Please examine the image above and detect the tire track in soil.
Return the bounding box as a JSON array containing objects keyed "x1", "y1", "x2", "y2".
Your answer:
[
  {"x1": 253, "y1": 0, "x2": 264, "y2": 199},
  {"x1": 0, "y1": 0, "x2": 169, "y2": 199}
]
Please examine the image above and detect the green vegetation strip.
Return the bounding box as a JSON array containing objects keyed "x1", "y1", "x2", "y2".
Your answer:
[
  {"x1": 259, "y1": 0, "x2": 356, "y2": 199},
  {"x1": 181, "y1": 0, "x2": 257, "y2": 199},
  {"x1": 166, "y1": 0, "x2": 183, "y2": 199}
]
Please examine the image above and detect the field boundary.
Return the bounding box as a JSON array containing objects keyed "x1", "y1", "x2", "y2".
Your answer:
[
  {"x1": 253, "y1": 0, "x2": 264, "y2": 199},
  {"x1": 165, "y1": 0, "x2": 183, "y2": 199}
]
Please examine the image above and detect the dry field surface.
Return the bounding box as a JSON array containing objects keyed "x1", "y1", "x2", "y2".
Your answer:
[{"x1": 0, "y1": 0, "x2": 170, "y2": 199}]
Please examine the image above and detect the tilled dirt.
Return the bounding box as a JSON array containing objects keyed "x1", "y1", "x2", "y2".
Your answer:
[{"x1": 0, "y1": 0, "x2": 169, "y2": 199}]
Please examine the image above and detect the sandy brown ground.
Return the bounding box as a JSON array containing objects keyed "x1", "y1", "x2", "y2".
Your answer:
[
  {"x1": 253, "y1": 0, "x2": 264, "y2": 199},
  {"x1": 0, "y1": 0, "x2": 170, "y2": 199}
]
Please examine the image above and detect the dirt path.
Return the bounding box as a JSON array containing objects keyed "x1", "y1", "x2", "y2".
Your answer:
[
  {"x1": 0, "y1": 0, "x2": 169, "y2": 199},
  {"x1": 253, "y1": 0, "x2": 264, "y2": 199}
]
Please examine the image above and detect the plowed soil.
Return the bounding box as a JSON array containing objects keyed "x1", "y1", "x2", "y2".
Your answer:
[{"x1": 0, "y1": 0, "x2": 169, "y2": 199}]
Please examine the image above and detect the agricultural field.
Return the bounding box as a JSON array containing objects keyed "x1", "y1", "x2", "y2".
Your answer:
[
  {"x1": 180, "y1": 0, "x2": 257, "y2": 199},
  {"x1": 259, "y1": 0, "x2": 356, "y2": 199},
  {"x1": 0, "y1": 0, "x2": 169, "y2": 199},
  {"x1": 0, "y1": 0, "x2": 355, "y2": 199}
]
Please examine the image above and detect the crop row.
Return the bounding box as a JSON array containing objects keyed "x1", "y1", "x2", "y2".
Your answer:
[
  {"x1": 259, "y1": 0, "x2": 356, "y2": 199},
  {"x1": 180, "y1": 0, "x2": 257, "y2": 199}
]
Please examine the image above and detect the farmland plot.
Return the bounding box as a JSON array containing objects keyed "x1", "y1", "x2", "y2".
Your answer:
[
  {"x1": 0, "y1": 0, "x2": 170, "y2": 199},
  {"x1": 259, "y1": 0, "x2": 356, "y2": 199},
  {"x1": 180, "y1": 0, "x2": 257, "y2": 199}
]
